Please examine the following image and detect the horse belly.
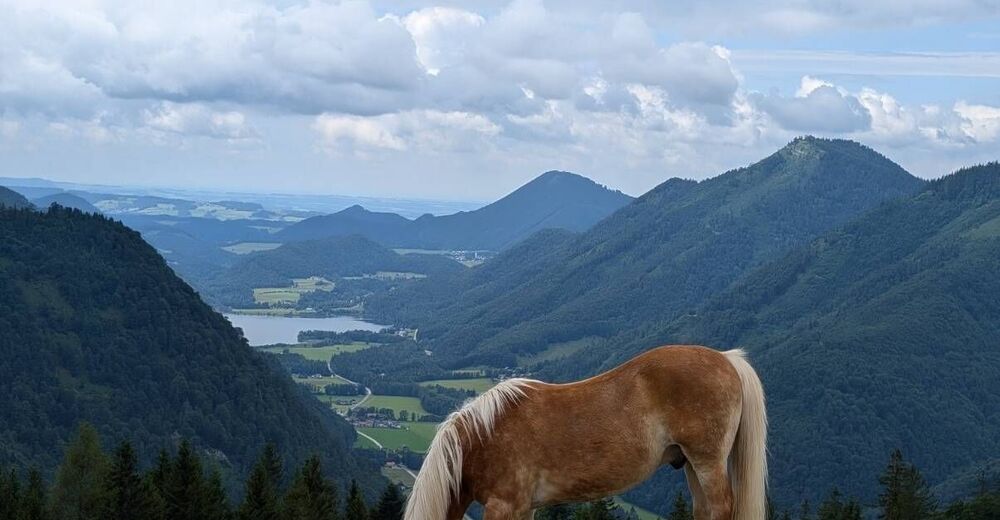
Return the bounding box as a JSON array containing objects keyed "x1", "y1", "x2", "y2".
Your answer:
[{"x1": 531, "y1": 417, "x2": 669, "y2": 505}]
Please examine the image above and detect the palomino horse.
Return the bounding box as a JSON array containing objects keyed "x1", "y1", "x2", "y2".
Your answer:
[{"x1": 404, "y1": 345, "x2": 767, "y2": 520}]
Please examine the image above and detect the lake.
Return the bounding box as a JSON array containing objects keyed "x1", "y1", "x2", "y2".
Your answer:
[{"x1": 224, "y1": 314, "x2": 387, "y2": 346}]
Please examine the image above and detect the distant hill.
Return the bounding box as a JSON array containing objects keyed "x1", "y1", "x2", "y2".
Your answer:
[
  {"x1": 0, "y1": 186, "x2": 33, "y2": 209},
  {"x1": 194, "y1": 234, "x2": 465, "y2": 309},
  {"x1": 31, "y1": 192, "x2": 100, "y2": 213},
  {"x1": 368, "y1": 137, "x2": 925, "y2": 368},
  {"x1": 598, "y1": 163, "x2": 1000, "y2": 507},
  {"x1": 0, "y1": 206, "x2": 381, "y2": 493},
  {"x1": 278, "y1": 171, "x2": 633, "y2": 250}
]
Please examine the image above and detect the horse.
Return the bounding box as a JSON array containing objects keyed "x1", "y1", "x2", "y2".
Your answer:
[{"x1": 403, "y1": 345, "x2": 767, "y2": 520}]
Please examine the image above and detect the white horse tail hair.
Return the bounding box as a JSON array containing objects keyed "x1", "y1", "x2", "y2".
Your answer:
[
  {"x1": 724, "y1": 349, "x2": 768, "y2": 520},
  {"x1": 403, "y1": 378, "x2": 534, "y2": 520}
]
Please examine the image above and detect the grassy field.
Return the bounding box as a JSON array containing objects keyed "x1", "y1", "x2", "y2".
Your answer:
[
  {"x1": 292, "y1": 375, "x2": 353, "y2": 392},
  {"x1": 381, "y1": 464, "x2": 416, "y2": 488},
  {"x1": 252, "y1": 276, "x2": 334, "y2": 305},
  {"x1": 419, "y1": 377, "x2": 495, "y2": 394},
  {"x1": 222, "y1": 242, "x2": 282, "y2": 254},
  {"x1": 356, "y1": 422, "x2": 438, "y2": 452},
  {"x1": 259, "y1": 342, "x2": 370, "y2": 361},
  {"x1": 363, "y1": 395, "x2": 428, "y2": 417},
  {"x1": 516, "y1": 337, "x2": 597, "y2": 366}
]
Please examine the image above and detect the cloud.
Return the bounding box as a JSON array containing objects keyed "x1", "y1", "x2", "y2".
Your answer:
[
  {"x1": 142, "y1": 102, "x2": 259, "y2": 144},
  {"x1": 313, "y1": 110, "x2": 500, "y2": 154},
  {"x1": 756, "y1": 79, "x2": 872, "y2": 133}
]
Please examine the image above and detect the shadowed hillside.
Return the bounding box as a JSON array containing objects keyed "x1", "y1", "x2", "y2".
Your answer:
[{"x1": 0, "y1": 206, "x2": 382, "y2": 494}]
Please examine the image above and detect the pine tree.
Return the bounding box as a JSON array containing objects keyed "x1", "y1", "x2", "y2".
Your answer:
[
  {"x1": 261, "y1": 443, "x2": 284, "y2": 493},
  {"x1": 166, "y1": 440, "x2": 206, "y2": 520},
  {"x1": 1, "y1": 467, "x2": 21, "y2": 520},
  {"x1": 149, "y1": 449, "x2": 171, "y2": 498},
  {"x1": 537, "y1": 503, "x2": 574, "y2": 520},
  {"x1": 283, "y1": 456, "x2": 338, "y2": 520},
  {"x1": 49, "y1": 423, "x2": 109, "y2": 520},
  {"x1": 240, "y1": 461, "x2": 280, "y2": 520},
  {"x1": 573, "y1": 498, "x2": 617, "y2": 520},
  {"x1": 817, "y1": 488, "x2": 861, "y2": 520},
  {"x1": 668, "y1": 492, "x2": 693, "y2": 520},
  {"x1": 203, "y1": 469, "x2": 232, "y2": 520},
  {"x1": 370, "y1": 483, "x2": 404, "y2": 520},
  {"x1": 103, "y1": 441, "x2": 161, "y2": 520},
  {"x1": 878, "y1": 449, "x2": 936, "y2": 520},
  {"x1": 18, "y1": 469, "x2": 49, "y2": 520},
  {"x1": 344, "y1": 480, "x2": 368, "y2": 520}
]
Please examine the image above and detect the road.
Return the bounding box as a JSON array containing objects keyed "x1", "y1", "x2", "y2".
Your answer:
[{"x1": 327, "y1": 358, "x2": 372, "y2": 409}]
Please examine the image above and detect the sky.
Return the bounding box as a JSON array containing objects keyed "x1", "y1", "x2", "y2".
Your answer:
[{"x1": 1, "y1": 0, "x2": 999, "y2": 201}]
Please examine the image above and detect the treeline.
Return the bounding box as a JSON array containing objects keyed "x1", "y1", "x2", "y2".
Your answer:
[
  {"x1": 298, "y1": 330, "x2": 407, "y2": 345},
  {"x1": 532, "y1": 449, "x2": 1000, "y2": 520},
  {"x1": 0, "y1": 424, "x2": 403, "y2": 520},
  {"x1": 268, "y1": 350, "x2": 332, "y2": 376}
]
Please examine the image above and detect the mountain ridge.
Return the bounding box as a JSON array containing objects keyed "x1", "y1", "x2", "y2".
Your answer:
[{"x1": 278, "y1": 170, "x2": 633, "y2": 250}]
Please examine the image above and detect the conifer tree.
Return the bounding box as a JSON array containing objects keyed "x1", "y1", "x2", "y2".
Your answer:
[
  {"x1": 344, "y1": 480, "x2": 368, "y2": 520},
  {"x1": 203, "y1": 469, "x2": 232, "y2": 520},
  {"x1": 370, "y1": 483, "x2": 404, "y2": 520},
  {"x1": 240, "y1": 460, "x2": 281, "y2": 520},
  {"x1": 1, "y1": 466, "x2": 20, "y2": 520},
  {"x1": 166, "y1": 440, "x2": 207, "y2": 520},
  {"x1": 103, "y1": 441, "x2": 160, "y2": 520},
  {"x1": 573, "y1": 498, "x2": 617, "y2": 520},
  {"x1": 18, "y1": 469, "x2": 49, "y2": 520},
  {"x1": 49, "y1": 423, "x2": 109, "y2": 520},
  {"x1": 878, "y1": 449, "x2": 936, "y2": 520},
  {"x1": 537, "y1": 503, "x2": 574, "y2": 520},
  {"x1": 668, "y1": 492, "x2": 693, "y2": 520},
  {"x1": 283, "y1": 455, "x2": 338, "y2": 520}
]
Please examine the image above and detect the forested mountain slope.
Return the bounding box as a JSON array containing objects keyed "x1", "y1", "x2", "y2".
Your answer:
[
  {"x1": 0, "y1": 206, "x2": 381, "y2": 492},
  {"x1": 593, "y1": 163, "x2": 1000, "y2": 507},
  {"x1": 31, "y1": 192, "x2": 100, "y2": 213},
  {"x1": 194, "y1": 234, "x2": 464, "y2": 308},
  {"x1": 369, "y1": 137, "x2": 925, "y2": 367},
  {"x1": 278, "y1": 171, "x2": 633, "y2": 250},
  {"x1": 0, "y1": 186, "x2": 33, "y2": 209}
]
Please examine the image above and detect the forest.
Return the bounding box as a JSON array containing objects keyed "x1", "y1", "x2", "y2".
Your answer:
[{"x1": 2, "y1": 424, "x2": 998, "y2": 520}]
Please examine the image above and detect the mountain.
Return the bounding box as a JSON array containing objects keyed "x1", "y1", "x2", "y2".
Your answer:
[
  {"x1": 0, "y1": 186, "x2": 33, "y2": 209},
  {"x1": 278, "y1": 171, "x2": 633, "y2": 250},
  {"x1": 598, "y1": 163, "x2": 1000, "y2": 506},
  {"x1": 31, "y1": 193, "x2": 100, "y2": 213},
  {"x1": 0, "y1": 206, "x2": 381, "y2": 493},
  {"x1": 194, "y1": 234, "x2": 465, "y2": 309},
  {"x1": 367, "y1": 137, "x2": 925, "y2": 368}
]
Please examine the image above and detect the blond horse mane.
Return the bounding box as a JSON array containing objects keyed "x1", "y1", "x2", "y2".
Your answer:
[{"x1": 404, "y1": 378, "x2": 535, "y2": 520}]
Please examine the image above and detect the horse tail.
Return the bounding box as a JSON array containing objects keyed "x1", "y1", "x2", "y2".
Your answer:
[
  {"x1": 404, "y1": 379, "x2": 533, "y2": 520},
  {"x1": 724, "y1": 349, "x2": 768, "y2": 520}
]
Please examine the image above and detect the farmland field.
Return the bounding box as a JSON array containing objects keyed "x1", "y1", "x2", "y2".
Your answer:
[
  {"x1": 292, "y1": 375, "x2": 353, "y2": 392},
  {"x1": 252, "y1": 276, "x2": 334, "y2": 305},
  {"x1": 259, "y1": 342, "x2": 370, "y2": 361},
  {"x1": 356, "y1": 422, "x2": 438, "y2": 452},
  {"x1": 613, "y1": 498, "x2": 661, "y2": 520},
  {"x1": 363, "y1": 395, "x2": 428, "y2": 417},
  {"x1": 419, "y1": 377, "x2": 495, "y2": 394}
]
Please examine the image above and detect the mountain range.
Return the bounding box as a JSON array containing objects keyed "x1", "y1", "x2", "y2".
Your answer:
[
  {"x1": 0, "y1": 186, "x2": 33, "y2": 209},
  {"x1": 357, "y1": 138, "x2": 1000, "y2": 510},
  {"x1": 278, "y1": 170, "x2": 633, "y2": 250}
]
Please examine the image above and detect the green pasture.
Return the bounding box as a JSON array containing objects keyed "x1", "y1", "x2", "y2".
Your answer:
[
  {"x1": 260, "y1": 342, "x2": 370, "y2": 361},
  {"x1": 419, "y1": 377, "x2": 495, "y2": 394},
  {"x1": 355, "y1": 422, "x2": 438, "y2": 452}
]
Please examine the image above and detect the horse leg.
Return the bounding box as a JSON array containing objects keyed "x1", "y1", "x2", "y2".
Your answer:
[
  {"x1": 684, "y1": 462, "x2": 709, "y2": 520},
  {"x1": 689, "y1": 461, "x2": 733, "y2": 520}
]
